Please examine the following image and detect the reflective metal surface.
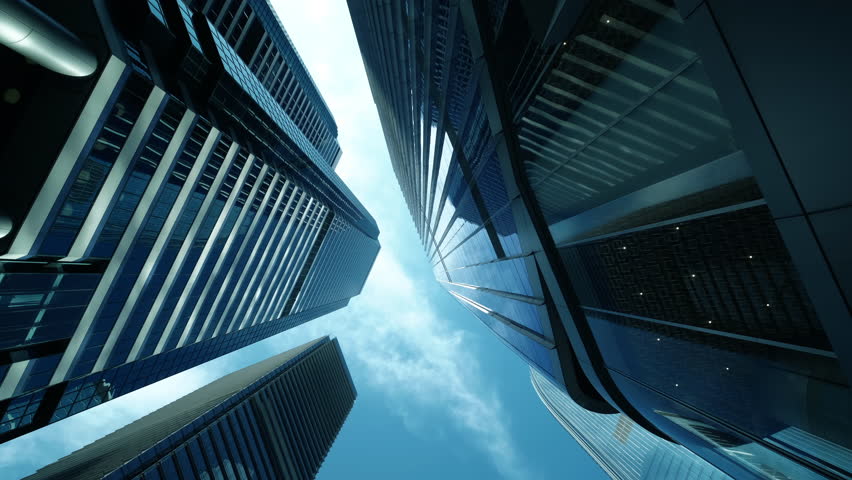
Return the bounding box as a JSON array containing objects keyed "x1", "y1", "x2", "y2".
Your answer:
[{"x1": 0, "y1": 0, "x2": 97, "y2": 77}]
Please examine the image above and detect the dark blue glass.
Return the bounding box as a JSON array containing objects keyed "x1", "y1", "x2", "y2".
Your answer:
[
  {"x1": 448, "y1": 256, "x2": 533, "y2": 296},
  {"x1": 442, "y1": 282, "x2": 543, "y2": 333},
  {"x1": 175, "y1": 446, "x2": 195, "y2": 479},
  {"x1": 156, "y1": 146, "x2": 245, "y2": 351},
  {"x1": 456, "y1": 298, "x2": 553, "y2": 374},
  {"x1": 191, "y1": 170, "x2": 272, "y2": 342},
  {"x1": 441, "y1": 227, "x2": 498, "y2": 271},
  {"x1": 210, "y1": 424, "x2": 237, "y2": 480},
  {"x1": 16, "y1": 354, "x2": 61, "y2": 394},
  {"x1": 142, "y1": 466, "x2": 161, "y2": 480},
  {"x1": 246, "y1": 199, "x2": 322, "y2": 319},
  {"x1": 40, "y1": 75, "x2": 152, "y2": 256},
  {"x1": 470, "y1": 147, "x2": 511, "y2": 221},
  {"x1": 187, "y1": 438, "x2": 212, "y2": 480},
  {"x1": 219, "y1": 417, "x2": 249, "y2": 479},
  {"x1": 235, "y1": 405, "x2": 270, "y2": 480},
  {"x1": 587, "y1": 309, "x2": 851, "y2": 479},
  {"x1": 170, "y1": 155, "x2": 263, "y2": 347},
  {"x1": 439, "y1": 183, "x2": 486, "y2": 253},
  {"x1": 72, "y1": 122, "x2": 213, "y2": 372},
  {"x1": 90, "y1": 100, "x2": 185, "y2": 258},
  {"x1": 0, "y1": 272, "x2": 98, "y2": 349},
  {"x1": 216, "y1": 183, "x2": 295, "y2": 333},
  {"x1": 159, "y1": 456, "x2": 180, "y2": 480}
]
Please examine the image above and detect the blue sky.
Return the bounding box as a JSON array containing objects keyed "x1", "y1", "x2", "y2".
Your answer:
[{"x1": 0, "y1": 1, "x2": 608, "y2": 478}]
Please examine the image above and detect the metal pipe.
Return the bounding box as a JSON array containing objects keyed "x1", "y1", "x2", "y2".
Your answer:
[
  {"x1": 0, "y1": 213, "x2": 11, "y2": 239},
  {"x1": 0, "y1": 0, "x2": 97, "y2": 76}
]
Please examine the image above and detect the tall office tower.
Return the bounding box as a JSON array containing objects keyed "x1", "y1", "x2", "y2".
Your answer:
[
  {"x1": 0, "y1": 0, "x2": 379, "y2": 445},
  {"x1": 532, "y1": 368, "x2": 729, "y2": 480},
  {"x1": 348, "y1": 0, "x2": 852, "y2": 478},
  {"x1": 184, "y1": 0, "x2": 343, "y2": 169},
  {"x1": 24, "y1": 336, "x2": 355, "y2": 480}
]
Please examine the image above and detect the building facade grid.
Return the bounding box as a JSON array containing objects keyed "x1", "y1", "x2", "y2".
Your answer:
[
  {"x1": 0, "y1": 0, "x2": 378, "y2": 445},
  {"x1": 347, "y1": 0, "x2": 852, "y2": 478}
]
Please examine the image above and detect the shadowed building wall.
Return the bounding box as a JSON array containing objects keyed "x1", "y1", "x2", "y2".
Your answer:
[
  {"x1": 0, "y1": 0, "x2": 378, "y2": 445},
  {"x1": 347, "y1": 0, "x2": 852, "y2": 478}
]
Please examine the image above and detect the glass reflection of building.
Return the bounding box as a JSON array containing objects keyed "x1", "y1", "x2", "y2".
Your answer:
[
  {"x1": 23, "y1": 336, "x2": 355, "y2": 480},
  {"x1": 348, "y1": 0, "x2": 852, "y2": 478},
  {"x1": 531, "y1": 368, "x2": 729, "y2": 480},
  {"x1": 0, "y1": 0, "x2": 379, "y2": 445}
]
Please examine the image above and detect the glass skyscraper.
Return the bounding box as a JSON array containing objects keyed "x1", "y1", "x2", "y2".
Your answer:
[
  {"x1": 348, "y1": 0, "x2": 852, "y2": 478},
  {"x1": 532, "y1": 368, "x2": 729, "y2": 480},
  {"x1": 0, "y1": 0, "x2": 378, "y2": 444},
  {"x1": 23, "y1": 336, "x2": 355, "y2": 480}
]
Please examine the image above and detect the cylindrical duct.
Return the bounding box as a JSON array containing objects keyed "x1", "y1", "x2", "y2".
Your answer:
[{"x1": 0, "y1": 0, "x2": 97, "y2": 77}]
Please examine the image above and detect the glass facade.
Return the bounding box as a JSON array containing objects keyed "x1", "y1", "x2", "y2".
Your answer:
[
  {"x1": 23, "y1": 337, "x2": 356, "y2": 480},
  {"x1": 0, "y1": 0, "x2": 378, "y2": 445},
  {"x1": 522, "y1": 2, "x2": 852, "y2": 478},
  {"x1": 349, "y1": 0, "x2": 852, "y2": 478},
  {"x1": 348, "y1": 0, "x2": 564, "y2": 385},
  {"x1": 187, "y1": 0, "x2": 343, "y2": 168},
  {"x1": 531, "y1": 368, "x2": 729, "y2": 480}
]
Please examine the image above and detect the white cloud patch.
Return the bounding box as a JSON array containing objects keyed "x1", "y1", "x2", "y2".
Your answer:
[
  {"x1": 271, "y1": 250, "x2": 532, "y2": 480},
  {"x1": 345, "y1": 260, "x2": 531, "y2": 480}
]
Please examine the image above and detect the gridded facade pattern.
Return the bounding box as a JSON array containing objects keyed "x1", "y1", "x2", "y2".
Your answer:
[
  {"x1": 24, "y1": 336, "x2": 356, "y2": 480},
  {"x1": 0, "y1": 0, "x2": 378, "y2": 445},
  {"x1": 288, "y1": 216, "x2": 380, "y2": 315},
  {"x1": 202, "y1": 13, "x2": 376, "y2": 239},
  {"x1": 531, "y1": 368, "x2": 729, "y2": 480},
  {"x1": 515, "y1": 1, "x2": 852, "y2": 478},
  {"x1": 348, "y1": 0, "x2": 563, "y2": 381},
  {"x1": 349, "y1": 0, "x2": 852, "y2": 479},
  {"x1": 188, "y1": 0, "x2": 342, "y2": 167},
  {"x1": 518, "y1": 0, "x2": 738, "y2": 224},
  {"x1": 561, "y1": 205, "x2": 827, "y2": 349}
]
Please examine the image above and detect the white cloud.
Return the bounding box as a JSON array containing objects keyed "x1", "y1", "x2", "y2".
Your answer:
[{"x1": 273, "y1": 251, "x2": 533, "y2": 480}]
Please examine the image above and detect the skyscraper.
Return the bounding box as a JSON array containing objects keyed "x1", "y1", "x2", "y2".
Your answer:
[
  {"x1": 348, "y1": 0, "x2": 852, "y2": 478},
  {"x1": 0, "y1": 0, "x2": 379, "y2": 444},
  {"x1": 532, "y1": 368, "x2": 728, "y2": 480},
  {"x1": 23, "y1": 336, "x2": 355, "y2": 480}
]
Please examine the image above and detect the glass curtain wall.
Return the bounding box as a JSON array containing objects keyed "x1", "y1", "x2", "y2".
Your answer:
[
  {"x1": 532, "y1": 368, "x2": 729, "y2": 480},
  {"x1": 518, "y1": 0, "x2": 852, "y2": 478}
]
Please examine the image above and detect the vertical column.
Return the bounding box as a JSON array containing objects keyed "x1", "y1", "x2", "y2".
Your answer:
[
  {"x1": 194, "y1": 176, "x2": 287, "y2": 344},
  {"x1": 173, "y1": 163, "x2": 271, "y2": 349},
  {"x1": 160, "y1": 154, "x2": 258, "y2": 349},
  {"x1": 1, "y1": 57, "x2": 128, "y2": 260},
  {"x1": 91, "y1": 110, "x2": 198, "y2": 370},
  {"x1": 151, "y1": 142, "x2": 242, "y2": 354},
  {"x1": 252, "y1": 206, "x2": 328, "y2": 324},
  {"x1": 49, "y1": 120, "x2": 217, "y2": 385},
  {"x1": 101, "y1": 125, "x2": 222, "y2": 367},
  {"x1": 60, "y1": 88, "x2": 168, "y2": 262},
  {"x1": 221, "y1": 189, "x2": 306, "y2": 334},
  {"x1": 230, "y1": 197, "x2": 316, "y2": 331},
  {"x1": 206, "y1": 180, "x2": 294, "y2": 339}
]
